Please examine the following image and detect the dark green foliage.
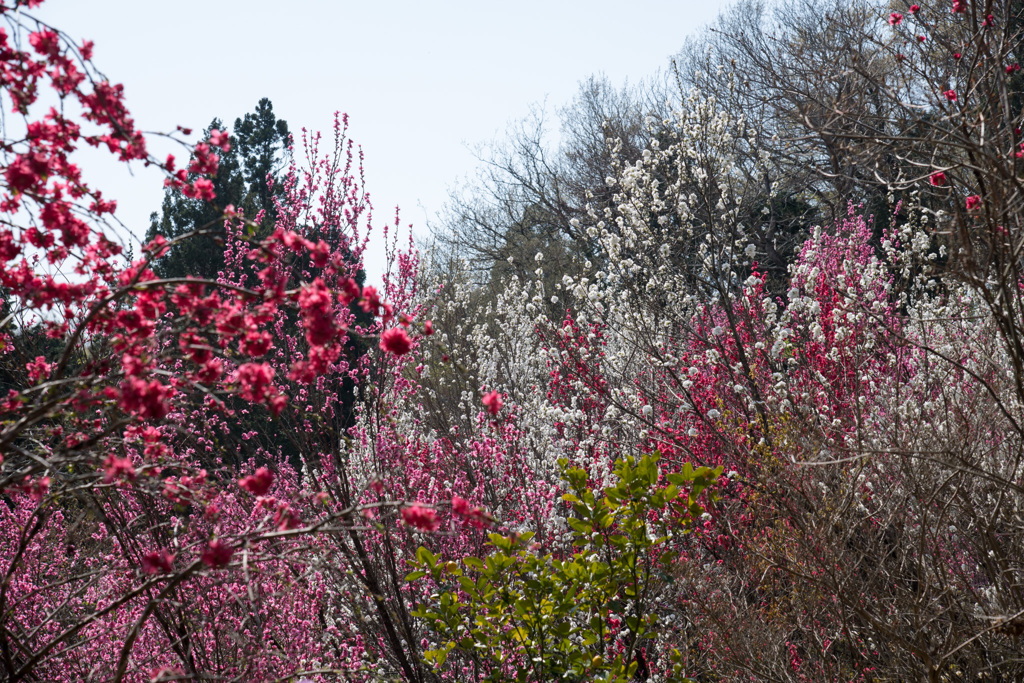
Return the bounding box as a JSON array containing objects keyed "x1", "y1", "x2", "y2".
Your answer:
[
  {"x1": 234, "y1": 97, "x2": 291, "y2": 225},
  {"x1": 145, "y1": 118, "x2": 243, "y2": 281}
]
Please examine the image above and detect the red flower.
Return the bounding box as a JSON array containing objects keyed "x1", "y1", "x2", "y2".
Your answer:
[
  {"x1": 141, "y1": 549, "x2": 175, "y2": 575},
  {"x1": 119, "y1": 378, "x2": 174, "y2": 420},
  {"x1": 944, "y1": 89, "x2": 958, "y2": 102},
  {"x1": 966, "y1": 195, "x2": 982, "y2": 211},
  {"x1": 103, "y1": 454, "x2": 136, "y2": 483},
  {"x1": 28, "y1": 30, "x2": 60, "y2": 57},
  {"x1": 954, "y1": 52, "x2": 962, "y2": 60},
  {"x1": 917, "y1": 35, "x2": 927, "y2": 42},
  {"x1": 239, "y1": 466, "x2": 274, "y2": 496},
  {"x1": 423, "y1": 320, "x2": 434, "y2": 336},
  {"x1": 201, "y1": 539, "x2": 234, "y2": 567},
  {"x1": 359, "y1": 285, "x2": 382, "y2": 315},
  {"x1": 452, "y1": 496, "x2": 492, "y2": 529},
  {"x1": 298, "y1": 278, "x2": 338, "y2": 347},
  {"x1": 380, "y1": 327, "x2": 412, "y2": 356},
  {"x1": 929, "y1": 171, "x2": 948, "y2": 186},
  {"x1": 233, "y1": 362, "x2": 275, "y2": 402},
  {"x1": 952, "y1": 0, "x2": 966, "y2": 12},
  {"x1": 909, "y1": 4, "x2": 920, "y2": 13},
  {"x1": 482, "y1": 390, "x2": 503, "y2": 415},
  {"x1": 401, "y1": 503, "x2": 439, "y2": 531},
  {"x1": 889, "y1": 11, "x2": 903, "y2": 24}
]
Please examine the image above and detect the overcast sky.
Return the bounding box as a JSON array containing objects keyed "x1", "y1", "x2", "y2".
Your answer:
[{"x1": 37, "y1": 0, "x2": 731, "y2": 277}]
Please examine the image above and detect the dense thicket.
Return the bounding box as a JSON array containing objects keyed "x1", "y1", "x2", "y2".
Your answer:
[{"x1": 4, "y1": 1, "x2": 1024, "y2": 682}]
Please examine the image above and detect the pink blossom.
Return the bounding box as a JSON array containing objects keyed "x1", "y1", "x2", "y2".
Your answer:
[
  {"x1": 103, "y1": 454, "x2": 135, "y2": 483},
  {"x1": 207, "y1": 128, "x2": 230, "y2": 151},
  {"x1": 452, "y1": 496, "x2": 492, "y2": 529},
  {"x1": 25, "y1": 355, "x2": 51, "y2": 382},
  {"x1": 889, "y1": 12, "x2": 903, "y2": 25},
  {"x1": 929, "y1": 171, "x2": 948, "y2": 186},
  {"x1": 966, "y1": 195, "x2": 982, "y2": 210},
  {"x1": 482, "y1": 389, "x2": 503, "y2": 415}
]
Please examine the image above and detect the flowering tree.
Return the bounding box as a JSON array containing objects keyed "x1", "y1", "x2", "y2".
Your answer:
[{"x1": 0, "y1": 3, "x2": 426, "y2": 680}]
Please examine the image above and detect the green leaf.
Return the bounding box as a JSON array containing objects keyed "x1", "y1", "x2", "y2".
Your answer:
[
  {"x1": 417, "y1": 546, "x2": 437, "y2": 569},
  {"x1": 405, "y1": 570, "x2": 427, "y2": 582},
  {"x1": 568, "y1": 518, "x2": 592, "y2": 534}
]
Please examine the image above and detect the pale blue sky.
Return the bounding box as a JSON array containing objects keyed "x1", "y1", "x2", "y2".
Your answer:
[{"x1": 37, "y1": 0, "x2": 730, "y2": 277}]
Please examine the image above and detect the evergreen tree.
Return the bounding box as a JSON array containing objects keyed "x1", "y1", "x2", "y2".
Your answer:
[
  {"x1": 234, "y1": 97, "x2": 291, "y2": 225},
  {"x1": 145, "y1": 99, "x2": 291, "y2": 280}
]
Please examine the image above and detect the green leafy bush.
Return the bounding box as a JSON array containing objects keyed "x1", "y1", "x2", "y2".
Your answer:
[{"x1": 409, "y1": 454, "x2": 720, "y2": 682}]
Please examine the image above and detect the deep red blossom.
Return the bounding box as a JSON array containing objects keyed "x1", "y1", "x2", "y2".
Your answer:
[
  {"x1": 239, "y1": 466, "x2": 274, "y2": 496},
  {"x1": 359, "y1": 285, "x2": 382, "y2": 315},
  {"x1": 187, "y1": 142, "x2": 219, "y2": 175},
  {"x1": 119, "y1": 377, "x2": 173, "y2": 420},
  {"x1": 200, "y1": 539, "x2": 234, "y2": 567},
  {"x1": 944, "y1": 89, "x2": 957, "y2": 102},
  {"x1": 909, "y1": 4, "x2": 920, "y2": 13},
  {"x1": 233, "y1": 362, "x2": 275, "y2": 402},
  {"x1": 380, "y1": 326, "x2": 412, "y2": 356},
  {"x1": 402, "y1": 503, "x2": 439, "y2": 531},
  {"x1": 28, "y1": 30, "x2": 60, "y2": 57},
  {"x1": 966, "y1": 195, "x2": 982, "y2": 210},
  {"x1": 338, "y1": 277, "x2": 361, "y2": 305},
  {"x1": 196, "y1": 358, "x2": 223, "y2": 383},
  {"x1": 5, "y1": 152, "x2": 51, "y2": 193},
  {"x1": 273, "y1": 502, "x2": 301, "y2": 531},
  {"x1": 141, "y1": 549, "x2": 175, "y2": 575},
  {"x1": 952, "y1": 0, "x2": 966, "y2": 12},
  {"x1": 298, "y1": 278, "x2": 339, "y2": 347},
  {"x1": 929, "y1": 170, "x2": 947, "y2": 186},
  {"x1": 889, "y1": 12, "x2": 902, "y2": 25}
]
